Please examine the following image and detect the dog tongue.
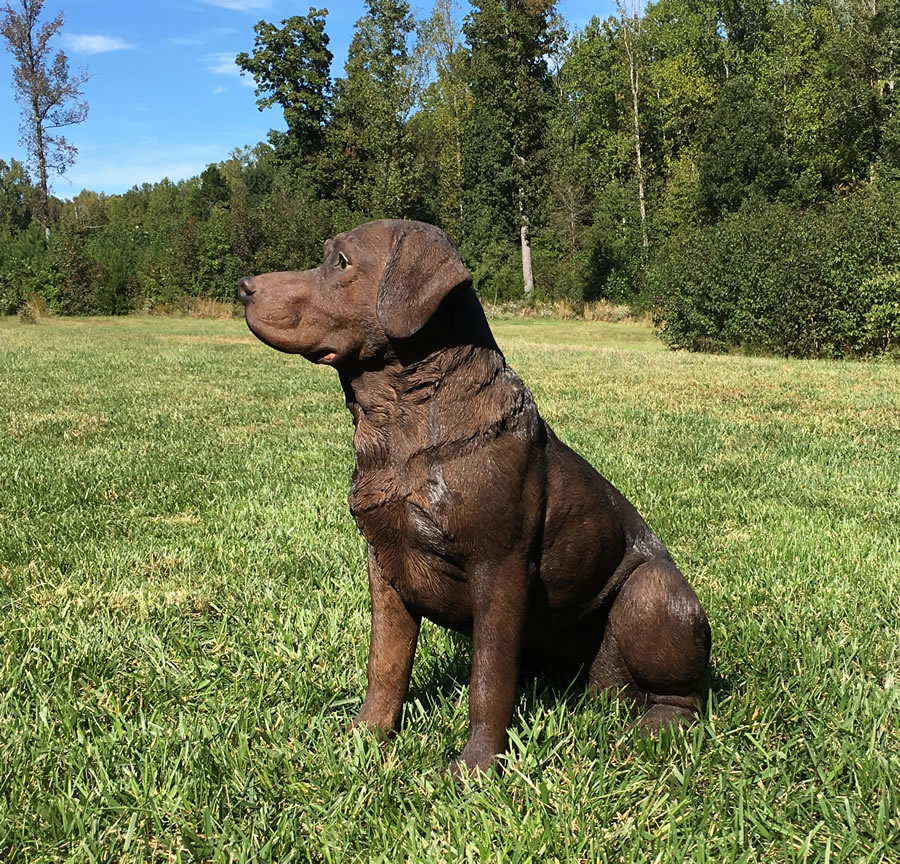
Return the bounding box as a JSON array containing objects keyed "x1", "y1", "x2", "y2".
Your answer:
[{"x1": 321, "y1": 352, "x2": 336, "y2": 364}]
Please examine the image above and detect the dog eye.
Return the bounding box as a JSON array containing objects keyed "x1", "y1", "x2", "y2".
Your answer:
[{"x1": 337, "y1": 252, "x2": 349, "y2": 271}]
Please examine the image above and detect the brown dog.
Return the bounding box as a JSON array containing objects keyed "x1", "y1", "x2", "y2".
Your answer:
[{"x1": 239, "y1": 219, "x2": 710, "y2": 775}]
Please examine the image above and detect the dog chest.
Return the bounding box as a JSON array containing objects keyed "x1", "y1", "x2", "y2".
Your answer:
[
  {"x1": 350, "y1": 468, "x2": 471, "y2": 621},
  {"x1": 350, "y1": 469, "x2": 460, "y2": 563}
]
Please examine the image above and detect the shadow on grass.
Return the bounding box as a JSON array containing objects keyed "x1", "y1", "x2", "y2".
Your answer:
[
  {"x1": 407, "y1": 631, "x2": 473, "y2": 707},
  {"x1": 708, "y1": 663, "x2": 731, "y2": 697},
  {"x1": 333, "y1": 630, "x2": 730, "y2": 756},
  {"x1": 410, "y1": 639, "x2": 733, "y2": 742}
]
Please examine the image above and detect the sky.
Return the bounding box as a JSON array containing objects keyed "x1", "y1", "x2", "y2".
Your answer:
[{"x1": 0, "y1": 0, "x2": 613, "y2": 198}]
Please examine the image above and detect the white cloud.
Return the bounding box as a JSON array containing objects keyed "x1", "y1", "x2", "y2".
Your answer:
[
  {"x1": 206, "y1": 51, "x2": 238, "y2": 75},
  {"x1": 206, "y1": 52, "x2": 255, "y2": 86},
  {"x1": 166, "y1": 28, "x2": 236, "y2": 47},
  {"x1": 64, "y1": 34, "x2": 135, "y2": 55},
  {"x1": 199, "y1": 0, "x2": 272, "y2": 10},
  {"x1": 212, "y1": 86, "x2": 227, "y2": 95}
]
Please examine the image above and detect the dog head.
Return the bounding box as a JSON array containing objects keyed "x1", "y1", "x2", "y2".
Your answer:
[{"x1": 239, "y1": 219, "x2": 472, "y2": 366}]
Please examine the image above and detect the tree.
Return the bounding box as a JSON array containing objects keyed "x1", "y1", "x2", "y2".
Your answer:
[
  {"x1": 1, "y1": 0, "x2": 88, "y2": 231},
  {"x1": 697, "y1": 75, "x2": 790, "y2": 218},
  {"x1": 0, "y1": 157, "x2": 33, "y2": 234},
  {"x1": 416, "y1": 0, "x2": 471, "y2": 238},
  {"x1": 463, "y1": 0, "x2": 562, "y2": 296},
  {"x1": 235, "y1": 9, "x2": 333, "y2": 160},
  {"x1": 324, "y1": 0, "x2": 418, "y2": 219},
  {"x1": 195, "y1": 164, "x2": 230, "y2": 219},
  {"x1": 617, "y1": 0, "x2": 649, "y2": 251}
]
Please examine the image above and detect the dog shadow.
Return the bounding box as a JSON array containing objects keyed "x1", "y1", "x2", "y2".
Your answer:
[{"x1": 406, "y1": 632, "x2": 732, "y2": 737}]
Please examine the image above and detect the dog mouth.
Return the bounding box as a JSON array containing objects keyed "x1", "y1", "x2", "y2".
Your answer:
[{"x1": 305, "y1": 347, "x2": 338, "y2": 365}]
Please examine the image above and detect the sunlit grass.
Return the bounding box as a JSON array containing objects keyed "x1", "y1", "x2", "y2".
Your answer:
[{"x1": 1, "y1": 315, "x2": 898, "y2": 862}]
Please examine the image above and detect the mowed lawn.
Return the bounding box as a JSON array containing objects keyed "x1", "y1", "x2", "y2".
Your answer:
[{"x1": 1, "y1": 315, "x2": 898, "y2": 863}]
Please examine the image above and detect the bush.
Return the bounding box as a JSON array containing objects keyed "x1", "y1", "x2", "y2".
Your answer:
[
  {"x1": 468, "y1": 243, "x2": 524, "y2": 304},
  {"x1": 50, "y1": 225, "x2": 101, "y2": 315},
  {"x1": 0, "y1": 223, "x2": 50, "y2": 315},
  {"x1": 858, "y1": 272, "x2": 900, "y2": 356},
  {"x1": 151, "y1": 297, "x2": 239, "y2": 319},
  {"x1": 651, "y1": 179, "x2": 900, "y2": 358}
]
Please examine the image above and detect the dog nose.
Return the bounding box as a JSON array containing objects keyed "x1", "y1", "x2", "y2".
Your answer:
[{"x1": 238, "y1": 276, "x2": 255, "y2": 304}]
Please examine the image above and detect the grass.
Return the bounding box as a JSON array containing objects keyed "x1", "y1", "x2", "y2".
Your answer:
[{"x1": 1, "y1": 314, "x2": 898, "y2": 863}]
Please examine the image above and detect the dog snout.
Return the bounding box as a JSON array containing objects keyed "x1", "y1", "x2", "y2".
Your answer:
[{"x1": 238, "y1": 276, "x2": 256, "y2": 305}]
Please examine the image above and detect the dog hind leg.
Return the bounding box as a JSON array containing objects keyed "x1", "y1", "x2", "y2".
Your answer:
[{"x1": 588, "y1": 559, "x2": 710, "y2": 731}]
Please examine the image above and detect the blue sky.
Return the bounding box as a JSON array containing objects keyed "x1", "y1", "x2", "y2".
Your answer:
[{"x1": 0, "y1": 0, "x2": 612, "y2": 197}]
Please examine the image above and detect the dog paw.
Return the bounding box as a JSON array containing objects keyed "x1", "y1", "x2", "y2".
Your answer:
[
  {"x1": 450, "y1": 746, "x2": 501, "y2": 782},
  {"x1": 346, "y1": 714, "x2": 394, "y2": 741}
]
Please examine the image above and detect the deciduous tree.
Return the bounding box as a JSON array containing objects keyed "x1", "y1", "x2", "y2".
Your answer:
[
  {"x1": 416, "y1": 0, "x2": 471, "y2": 238},
  {"x1": 463, "y1": 0, "x2": 562, "y2": 296},
  {"x1": 1, "y1": 0, "x2": 88, "y2": 231},
  {"x1": 324, "y1": 0, "x2": 418, "y2": 219},
  {"x1": 235, "y1": 9, "x2": 333, "y2": 161}
]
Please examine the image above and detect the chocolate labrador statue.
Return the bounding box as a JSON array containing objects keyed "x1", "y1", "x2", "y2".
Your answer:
[{"x1": 239, "y1": 219, "x2": 710, "y2": 776}]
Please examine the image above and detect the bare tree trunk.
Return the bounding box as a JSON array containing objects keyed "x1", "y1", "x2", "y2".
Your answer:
[
  {"x1": 521, "y1": 221, "x2": 534, "y2": 295},
  {"x1": 33, "y1": 100, "x2": 50, "y2": 233},
  {"x1": 517, "y1": 174, "x2": 534, "y2": 295},
  {"x1": 620, "y1": 3, "x2": 648, "y2": 251}
]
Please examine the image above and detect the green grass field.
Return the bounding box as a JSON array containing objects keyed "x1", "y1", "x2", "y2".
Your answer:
[{"x1": 1, "y1": 315, "x2": 898, "y2": 863}]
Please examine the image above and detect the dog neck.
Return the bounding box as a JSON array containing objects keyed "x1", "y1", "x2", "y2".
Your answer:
[
  {"x1": 338, "y1": 288, "x2": 503, "y2": 424},
  {"x1": 339, "y1": 289, "x2": 540, "y2": 517}
]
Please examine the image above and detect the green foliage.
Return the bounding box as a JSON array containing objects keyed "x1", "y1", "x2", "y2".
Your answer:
[
  {"x1": 0, "y1": 221, "x2": 50, "y2": 314},
  {"x1": 415, "y1": 0, "x2": 471, "y2": 238},
  {"x1": 0, "y1": 0, "x2": 898, "y2": 358},
  {"x1": 0, "y1": 157, "x2": 33, "y2": 234},
  {"x1": 89, "y1": 228, "x2": 141, "y2": 315},
  {"x1": 859, "y1": 271, "x2": 900, "y2": 355},
  {"x1": 696, "y1": 76, "x2": 790, "y2": 219},
  {"x1": 652, "y1": 178, "x2": 900, "y2": 358},
  {"x1": 194, "y1": 206, "x2": 243, "y2": 302},
  {"x1": 322, "y1": 0, "x2": 419, "y2": 217},
  {"x1": 49, "y1": 223, "x2": 98, "y2": 315},
  {"x1": 461, "y1": 0, "x2": 561, "y2": 271},
  {"x1": 236, "y1": 9, "x2": 333, "y2": 159}
]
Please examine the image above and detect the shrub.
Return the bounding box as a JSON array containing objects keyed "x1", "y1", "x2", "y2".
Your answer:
[
  {"x1": 651, "y1": 179, "x2": 900, "y2": 358},
  {"x1": 858, "y1": 272, "x2": 900, "y2": 356},
  {"x1": 0, "y1": 223, "x2": 50, "y2": 315},
  {"x1": 152, "y1": 297, "x2": 239, "y2": 319},
  {"x1": 583, "y1": 300, "x2": 635, "y2": 322}
]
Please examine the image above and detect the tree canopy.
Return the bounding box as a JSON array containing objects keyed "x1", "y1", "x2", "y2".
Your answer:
[
  {"x1": 1, "y1": 0, "x2": 88, "y2": 229},
  {"x1": 1, "y1": 0, "x2": 898, "y2": 358}
]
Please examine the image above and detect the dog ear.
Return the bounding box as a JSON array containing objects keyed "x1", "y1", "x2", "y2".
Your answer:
[{"x1": 376, "y1": 225, "x2": 473, "y2": 340}]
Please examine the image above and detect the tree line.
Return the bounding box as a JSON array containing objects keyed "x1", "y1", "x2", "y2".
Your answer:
[{"x1": 1, "y1": 0, "x2": 898, "y2": 358}]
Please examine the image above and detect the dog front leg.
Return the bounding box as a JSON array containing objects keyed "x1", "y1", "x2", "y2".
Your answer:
[
  {"x1": 352, "y1": 550, "x2": 421, "y2": 733},
  {"x1": 455, "y1": 556, "x2": 529, "y2": 777}
]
